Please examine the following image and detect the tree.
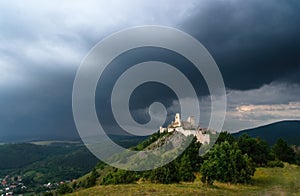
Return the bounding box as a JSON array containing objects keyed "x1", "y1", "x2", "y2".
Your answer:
[
  {"x1": 272, "y1": 138, "x2": 295, "y2": 163},
  {"x1": 295, "y1": 152, "x2": 300, "y2": 165},
  {"x1": 86, "y1": 168, "x2": 99, "y2": 187},
  {"x1": 182, "y1": 136, "x2": 202, "y2": 170},
  {"x1": 149, "y1": 162, "x2": 179, "y2": 184},
  {"x1": 254, "y1": 137, "x2": 271, "y2": 165},
  {"x1": 200, "y1": 141, "x2": 255, "y2": 185},
  {"x1": 216, "y1": 131, "x2": 235, "y2": 144},
  {"x1": 291, "y1": 145, "x2": 300, "y2": 165},
  {"x1": 56, "y1": 184, "x2": 73, "y2": 195},
  {"x1": 178, "y1": 154, "x2": 195, "y2": 182},
  {"x1": 237, "y1": 134, "x2": 270, "y2": 166}
]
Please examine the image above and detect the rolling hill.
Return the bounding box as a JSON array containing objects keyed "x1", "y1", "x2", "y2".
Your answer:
[{"x1": 233, "y1": 121, "x2": 300, "y2": 146}]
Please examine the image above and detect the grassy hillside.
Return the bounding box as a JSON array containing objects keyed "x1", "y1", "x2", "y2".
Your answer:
[
  {"x1": 68, "y1": 163, "x2": 300, "y2": 196},
  {"x1": 233, "y1": 121, "x2": 300, "y2": 146}
]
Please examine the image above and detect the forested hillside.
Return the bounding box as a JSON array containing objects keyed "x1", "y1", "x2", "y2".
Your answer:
[{"x1": 0, "y1": 142, "x2": 98, "y2": 193}]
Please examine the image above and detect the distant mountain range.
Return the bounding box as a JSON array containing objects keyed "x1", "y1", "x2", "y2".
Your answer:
[
  {"x1": 2, "y1": 121, "x2": 299, "y2": 147},
  {"x1": 233, "y1": 121, "x2": 300, "y2": 146}
]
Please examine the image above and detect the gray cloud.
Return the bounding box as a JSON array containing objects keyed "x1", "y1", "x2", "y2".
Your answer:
[
  {"x1": 169, "y1": 82, "x2": 300, "y2": 132},
  {"x1": 224, "y1": 82, "x2": 300, "y2": 131}
]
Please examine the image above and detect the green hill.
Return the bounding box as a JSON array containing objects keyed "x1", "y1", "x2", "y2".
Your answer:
[
  {"x1": 233, "y1": 121, "x2": 300, "y2": 146},
  {"x1": 67, "y1": 163, "x2": 300, "y2": 196}
]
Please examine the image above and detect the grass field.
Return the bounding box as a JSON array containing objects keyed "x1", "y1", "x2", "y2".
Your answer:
[{"x1": 68, "y1": 163, "x2": 300, "y2": 196}]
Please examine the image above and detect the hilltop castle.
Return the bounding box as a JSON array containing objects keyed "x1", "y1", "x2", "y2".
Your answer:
[{"x1": 159, "y1": 113, "x2": 210, "y2": 144}]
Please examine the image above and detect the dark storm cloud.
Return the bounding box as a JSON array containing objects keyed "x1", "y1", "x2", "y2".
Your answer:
[
  {"x1": 0, "y1": 69, "x2": 79, "y2": 142},
  {"x1": 181, "y1": 0, "x2": 300, "y2": 90},
  {"x1": 94, "y1": 47, "x2": 210, "y2": 135}
]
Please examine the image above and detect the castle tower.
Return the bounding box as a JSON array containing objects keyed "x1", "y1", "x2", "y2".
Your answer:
[
  {"x1": 187, "y1": 116, "x2": 195, "y2": 127},
  {"x1": 174, "y1": 113, "x2": 181, "y2": 127}
]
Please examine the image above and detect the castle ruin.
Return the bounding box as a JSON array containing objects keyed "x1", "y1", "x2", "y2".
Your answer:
[{"x1": 159, "y1": 113, "x2": 210, "y2": 144}]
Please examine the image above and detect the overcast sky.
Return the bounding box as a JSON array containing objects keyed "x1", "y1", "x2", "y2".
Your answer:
[{"x1": 0, "y1": 0, "x2": 300, "y2": 141}]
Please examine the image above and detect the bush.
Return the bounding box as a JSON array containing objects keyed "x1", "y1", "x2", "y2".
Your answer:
[
  {"x1": 56, "y1": 184, "x2": 73, "y2": 195},
  {"x1": 101, "y1": 170, "x2": 140, "y2": 185},
  {"x1": 267, "y1": 160, "x2": 284, "y2": 168}
]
